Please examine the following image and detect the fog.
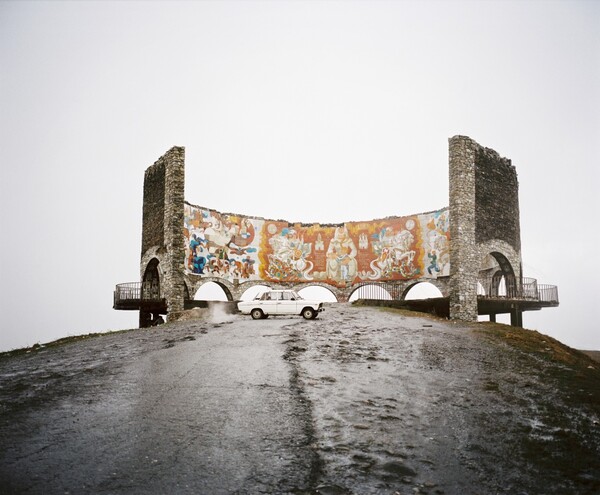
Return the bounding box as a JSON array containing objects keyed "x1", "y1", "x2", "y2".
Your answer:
[{"x1": 1, "y1": 1, "x2": 598, "y2": 351}]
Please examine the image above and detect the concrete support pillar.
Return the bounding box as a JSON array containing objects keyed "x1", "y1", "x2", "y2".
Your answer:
[
  {"x1": 139, "y1": 310, "x2": 152, "y2": 328},
  {"x1": 510, "y1": 305, "x2": 523, "y2": 327}
]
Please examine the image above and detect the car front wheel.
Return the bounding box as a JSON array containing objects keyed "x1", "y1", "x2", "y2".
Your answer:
[
  {"x1": 302, "y1": 307, "x2": 315, "y2": 320},
  {"x1": 251, "y1": 308, "x2": 264, "y2": 320}
]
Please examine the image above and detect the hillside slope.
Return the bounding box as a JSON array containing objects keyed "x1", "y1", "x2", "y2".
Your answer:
[
  {"x1": 281, "y1": 306, "x2": 600, "y2": 494},
  {"x1": 0, "y1": 305, "x2": 598, "y2": 494}
]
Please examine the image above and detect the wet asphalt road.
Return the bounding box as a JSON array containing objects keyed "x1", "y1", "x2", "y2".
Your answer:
[
  {"x1": 1, "y1": 304, "x2": 599, "y2": 495},
  {"x1": 0, "y1": 316, "x2": 317, "y2": 494}
]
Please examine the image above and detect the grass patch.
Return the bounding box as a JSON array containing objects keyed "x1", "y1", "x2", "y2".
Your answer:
[
  {"x1": 476, "y1": 322, "x2": 600, "y2": 410},
  {"x1": 476, "y1": 322, "x2": 596, "y2": 368}
]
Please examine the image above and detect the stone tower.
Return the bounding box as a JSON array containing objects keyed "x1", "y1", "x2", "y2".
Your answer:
[
  {"x1": 448, "y1": 135, "x2": 522, "y2": 322},
  {"x1": 139, "y1": 146, "x2": 186, "y2": 326}
]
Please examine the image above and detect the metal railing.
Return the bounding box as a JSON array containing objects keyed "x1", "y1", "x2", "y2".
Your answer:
[
  {"x1": 114, "y1": 282, "x2": 163, "y2": 304},
  {"x1": 114, "y1": 282, "x2": 141, "y2": 303},
  {"x1": 113, "y1": 276, "x2": 558, "y2": 307},
  {"x1": 351, "y1": 283, "x2": 399, "y2": 301},
  {"x1": 350, "y1": 276, "x2": 558, "y2": 305},
  {"x1": 534, "y1": 283, "x2": 559, "y2": 304},
  {"x1": 477, "y1": 275, "x2": 558, "y2": 304}
]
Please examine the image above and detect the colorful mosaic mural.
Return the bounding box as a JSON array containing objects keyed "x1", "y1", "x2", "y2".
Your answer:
[{"x1": 184, "y1": 203, "x2": 450, "y2": 287}]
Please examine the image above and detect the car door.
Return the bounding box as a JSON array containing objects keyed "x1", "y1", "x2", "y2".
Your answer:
[
  {"x1": 260, "y1": 291, "x2": 279, "y2": 315},
  {"x1": 277, "y1": 291, "x2": 297, "y2": 315}
]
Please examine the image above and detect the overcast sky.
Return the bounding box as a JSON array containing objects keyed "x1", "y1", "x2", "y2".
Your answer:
[{"x1": 1, "y1": 0, "x2": 598, "y2": 352}]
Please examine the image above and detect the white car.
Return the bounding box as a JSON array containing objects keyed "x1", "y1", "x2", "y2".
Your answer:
[{"x1": 238, "y1": 290, "x2": 325, "y2": 320}]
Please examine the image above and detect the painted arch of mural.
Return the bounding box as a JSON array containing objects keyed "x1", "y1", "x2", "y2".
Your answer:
[{"x1": 184, "y1": 203, "x2": 450, "y2": 288}]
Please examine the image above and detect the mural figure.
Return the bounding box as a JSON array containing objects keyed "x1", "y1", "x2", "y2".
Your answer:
[
  {"x1": 423, "y1": 210, "x2": 450, "y2": 277},
  {"x1": 315, "y1": 233, "x2": 325, "y2": 251},
  {"x1": 427, "y1": 252, "x2": 440, "y2": 275},
  {"x1": 188, "y1": 233, "x2": 208, "y2": 274},
  {"x1": 184, "y1": 206, "x2": 259, "y2": 280},
  {"x1": 267, "y1": 227, "x2": 314, "y2": 280},
  {"x1": 326, "y1": 226, "x2": 358, "y2": 282},
  {"x1": 359, "y1": 232, "x2": 369, "y2": 250},
  {"x1": 241, "y1": 255, "x2": 256, "y2": 278},
  {"x1": 360, "y1": 224, "x2": 418, "y2": 280}
]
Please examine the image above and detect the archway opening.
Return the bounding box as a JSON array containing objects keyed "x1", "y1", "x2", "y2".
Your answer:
[
  {"x1": 479, "y1": 253, "x2": 516, "y2": 298},
  {"x1": 476, "y1": 281, "x2": 486, "y2": 296},
  {"x1": 194, "y1": 281, "x2": 230, "y2": 301},
  {"x1": 240, "y1": 284, "x2": 271, "y2": 301},
  {"x1": 142, "y1": 258, "x2": 160, "y2": 300},
  {"x1": 403, "y1": 282, "x2": 443, "y2": 300},
  {"x1": 496, "y1": 274, "x2": 507, "y2": 297},
  {"x1": 478, "y1": 252, "x2": 518, "y2": 324},
  {"x1": 349, "y1": 285, "x2": 392, "y2": 302},
  {"x1": 298, "y1": 286, "x2": 338, "y2": 302}
]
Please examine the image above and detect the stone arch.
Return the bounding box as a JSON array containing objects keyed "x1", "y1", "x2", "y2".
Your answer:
[
  {"x1": 490, "y1": 252, "x2": 515, "y2": 297},
  {"x1": 349, "y1": 283, "x2": 394, "y2": 301},
  {"x1": 476, "y1": 280, "x2": 486, "y2": 296},
  {"x1": 236, "y1": 279, "x2": 276, "y2": 292},
  {"x1": 140, "y1": 246, "x2": 167, "y2": 283},
  {"x1": 230, "y1": 280, "x2": 278, "y2": 301},
  {"x1": 402, "y1": 280, "x2": 445, "y2": 300},
  {"x1": 297, "y1": 284, "x2": 338, "y2": 302},
  {"x1": 193, "y1": 281, "x2": 230, "y2": 301},
  {"x1": 477, "y1": 242, "x2": 524, "y2": 325},
  {"x1": 478, "y1": 248, "x2": 519, "y2": 298},
  {"x1": 478, "y1": 240, "x2": 521, "y2": 279},
  {"x1": 139, "y1": 257, "x2": 167, "y2": 328},
  {"x1": 190, "y1": 277, "x2": 235, "y2": 302},
  {"x1": 291, "y1": 282, "x2": 339, "y2": 301},
  {"x1": 183, "y1": 280, "x2": 191, "y2": 301},
  {"x1": 239, "y1": 284, "x2": 271, "y2": 301}
]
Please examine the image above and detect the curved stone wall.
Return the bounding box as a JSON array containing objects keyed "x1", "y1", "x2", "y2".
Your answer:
[
  {"x1": 184, "y1": 203, "x2": 450, "y2": 289},
  {"x1": 134, "y1": 136, "x2": 526, "y2": 325}
]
